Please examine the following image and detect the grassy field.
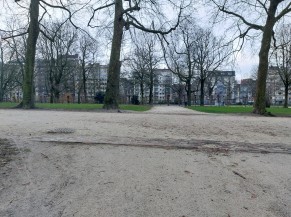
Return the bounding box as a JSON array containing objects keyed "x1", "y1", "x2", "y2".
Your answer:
[
  {"x1": 188, "y1": 105, "x2": 291, "y2": 116},
  {"x1": 0, "y1": 102, "x2": 151, "y2": 112},
  {"x1": 0, "y1": 102, "x2": 17, "y2": 109}
]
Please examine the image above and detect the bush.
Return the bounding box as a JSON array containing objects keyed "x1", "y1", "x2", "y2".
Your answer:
[
  {"x1": 94, "y1": 92, "x2": 105, "y2": 104},
  {"x1": 266, "y1": 99, "x2": 271, "y2": 108},
  {"x1": 131, "y1": 95, "x2": 140, "y2": 105}
]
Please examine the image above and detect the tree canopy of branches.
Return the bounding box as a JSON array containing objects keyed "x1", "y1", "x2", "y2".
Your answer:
[
  {"x1": 271, "y1": 24, "x2": 291, "y2": 108},
  {"x1": 191, "y1": 27, "x2": 232, "y2": 106},
  {"x1": 77, "y1": 33, "x2": 98, "y2": 103},
  {"x1": 161, "y1": 20, "x2": 197, "y2": 106},
  {"x1": 1, "y1": 0, "x2": 80, "y2": 108},
  {"x1": 162, "y1": 18, "x2": 232, "y2": 106},
  {"x1": 127, "y1": 33, "x2": 160, "y2": 105},
  {"x1": 211, "y1": 0, "x2": 291, "y2": 114},
  {"x1": 0, "y1": 31, "x2": 26, "y2": 102},
  {"x1": 90, "y1": 0, "x2": 189, "y2": 109},
  {"x1": 38, "y1": 22, "x2": 78, "y2": 103},
  {"x1": 0, "y1": 44, "x2": 23, "y2": 102}
]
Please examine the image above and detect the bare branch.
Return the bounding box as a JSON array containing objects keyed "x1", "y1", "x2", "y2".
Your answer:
[
  {"x1": 127, "y1": 6, "x2": 183, "y2": 35},
  {"x1": 211, "y1": 0, "x2": 264, "y2": 31},
  {"x1": 2, "y1": 31, "x2": 28, "y2": 40},
  {"x1": 88, "y1": 2, "x2": 115, "y2": 27},
  {"x1": 39, "y1": 0, "x2": 78, "y2": 29},
  {"x1": 275, "y1": 2, "x2": 291, "y2": 22},
  {"x1": 257, "y1": 0, "x2": 268, "y2": 14}
]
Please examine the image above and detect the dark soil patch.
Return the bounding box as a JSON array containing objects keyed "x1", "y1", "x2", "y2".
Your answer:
[{"x1": 0, "y1": 139, "x2": 19, "y2": 167}]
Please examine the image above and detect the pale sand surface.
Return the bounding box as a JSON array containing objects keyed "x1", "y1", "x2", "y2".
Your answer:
[{"x1": 0, "y1": 106, "x2": 290, "y2": 217}]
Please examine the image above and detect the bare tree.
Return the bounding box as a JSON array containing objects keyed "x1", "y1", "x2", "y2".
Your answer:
[
  {"x1": 144, "y1": 36, "x2": 160, "y2": 105},
  {"x1": 172, "y1": 82, "x2": 185, "y2": 105},
  {"x1": 211, "y1": 0, "x2": 291, "y2": 114},
  {"x1": 205, "y1": 74, "x2": 218, "y2": 105},
  {"x1": 0, "y1": 43, "x2": 23, "y2": 102},
  {"x1": 89, "y1": 0, "x2": 189, "y2": 109},
  {"x1": 77, "y1": 33, "x2": 98, "y2": 103},
  {"x1": 128, "y1": 47, "x2": 149, "y2": 104},
  {"x1": 38, "y1": 22, "x2": 78, "y2": 103},
  {"x1": 192, "y1": 27, "x2": 232, "y2": 106},
  {"x1": 271, "y1": 24, "x2": 291, "y2": 108},
  {"x1": 128, "y1": 32, "x2": 160, "y2": 104},
  {"x1": 161, "y1": 19, "x2": 198, "y2": 106},
  {"x1": 0, "y1": 20, "x2": 26, "y2": 102},
  {"x1": 1, "y1": 0, "x2": 80, "y2": 108},
  {"x1": 20, "y1": 0, "x2": 39, "y2": 108}
]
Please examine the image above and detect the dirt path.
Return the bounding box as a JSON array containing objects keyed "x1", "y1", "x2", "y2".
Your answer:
[{"x1": 0, "y1": 106, "x2": 291, "y2": 217}]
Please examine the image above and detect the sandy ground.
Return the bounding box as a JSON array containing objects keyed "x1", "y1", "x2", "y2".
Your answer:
[{"x1": 0, "y1": 106, "x2": 290, "y2": 217}]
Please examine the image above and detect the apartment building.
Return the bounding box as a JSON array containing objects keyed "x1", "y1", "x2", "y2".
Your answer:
[
  {"x1": 133, "y1": 68, "x2": 173, "y2": 104},
  {"x1": 267, "y1": 66, "x2": 291, "y2": 105},
  {"x1": 35, "y1": 54, "x2": 79, "y2": 103},
  {"x1": 209, "y1": 70, "x2": 236, "y2": 105}
]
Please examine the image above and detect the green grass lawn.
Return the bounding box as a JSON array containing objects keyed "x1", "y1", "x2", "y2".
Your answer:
[
  {"x1": 0, "y1": 102, "x2": 151, "y2": 112},
  {"x1": 36, "y1": 103, "x2": 104, "y2": 110},
  {"x1": 0, "y1": 102, "x2": 18, "y2": 108},
  {"x1": 119, "y1": 104, "x2": 152, "y2": 111},
  {"x1": 188, "y1": 105, "x2": 291, "y2": 116}
]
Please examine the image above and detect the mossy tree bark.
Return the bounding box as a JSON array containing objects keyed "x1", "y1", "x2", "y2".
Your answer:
[
  {"x1": 0, "y1": 47, "x2": 4, "y2": 102},
  {"x1": 200, "y1": 78, "x2": 205, "y2": 106},
  {"x1": 186, "y1": 79, "x2": 192, "y2": 106},
  {"x1": 253, "y1": 1, "x2": 279, "y2": 114},
  {"x1": 20, "y1": 0, "x2": 39, "y2": 109},
  {"x1": 148, "y1": 69, "x2": 154, "y2": 105},
  {"x1": 103, "y1": 0, "x2": 123, "y2": 109},
  {"x1": 284, "y1": 84, "x2": 289, "y2": 108}
]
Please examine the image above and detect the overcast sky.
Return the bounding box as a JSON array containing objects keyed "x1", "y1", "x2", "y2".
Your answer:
[{"x1": 1, "y1": 0, "x2": 281, "y2": 81}]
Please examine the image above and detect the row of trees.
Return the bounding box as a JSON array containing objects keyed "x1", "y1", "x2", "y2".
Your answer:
[
  {"x1": 1, "y1": 0, "x2": 291, "y2": 114},
  {"x1": 0, "y1": 21, "x2": 99, "y2": 104},
  {"x1": 128, "y1": 19, "x2": 233, "y2": 106},
  {"x1": 270, "y1": 24, "x2": 291, "y2": 108}
]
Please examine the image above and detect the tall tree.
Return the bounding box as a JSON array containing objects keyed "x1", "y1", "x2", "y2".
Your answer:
[
  {"x1": 271, "y1": 24, "x2": 291, "y2": 108},
  {"x1": 38, "y1": 22, "x2": 78, "y2": 103},
  {"x1": 77, "y1": 34, "x2": 98, "y2": 103},
  {"x1": 129, "y1": 33, "x2": 160, "y2": 104},
  {"x1": 21, "y1": 0, "x2": 39, "y2": 108},
  {"x1": 211, "y1": 0, "x2": 291, "y2": 114},
  {"x1": 128, "y1": 47, "x2": 149, "y2": 104},
  {"x1": 191, "y1": 27, "x2": 232, "y2": 106},
  {"x1": 1, "y1": 0, "x2": 79, "y2": 108},
  {"x1": 0, "y1": 42, "x2": 24, "y2": 102},
  {"x1": 161, "y1": 19, "x2": 198, "y2": 106},
  {"x1": 144, "y1": 36, "x2": 160, "y2": 105},
  {"x1": 88, "y1": 0, "x2": 188, "y2": 109},
  {"x1": 0, "y1": 19, "x2": 27, "y2": 102}
]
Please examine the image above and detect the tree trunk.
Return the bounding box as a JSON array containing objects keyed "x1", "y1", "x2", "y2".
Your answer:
[
  {"x1": 103, "y1": 0, "x2": 123, "y2": 109},
  {"x1": 186, "y1": 80, "x2": 191, "y2": 106},
  {"x1": 50, "y1": 90, "x2": 53, "y2": 103},
  {"x1": 82, "y1": 61, "x2": 87, "y2": 103},
  {"x1": 284, "y1": 84, "x2": 288, "y2": 108},
  {"x1": 19, "y1": 0, "x2": 39, "y2": 109},
  {"x1": 200, "y1": 79, "x2": 205, "y2": 106},
  {"x1": 55, "y1": 89, "x2": 60, "y2": 103},
  {"x1": 253, "y1": 1, "x2": 279, "y2": 114},
  {"x1": 0, "y1": 47, "x2": 4, "y2": 102},
  {"x1": 140, "y1": 82, "x2": 144, "y2": 105},
  {"x1": 149, "y1": 70, "x2": 154, "y2": 105},
  {"x1": 77, "y1": 89, "x2": 81, "y2": 104}
]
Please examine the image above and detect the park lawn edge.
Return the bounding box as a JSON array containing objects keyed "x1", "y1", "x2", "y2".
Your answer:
[
  {"x1": 188, "y1": 105, "x2": 291, "y2": 117},
  {"x1": 0, "y1": 102, "x2": 151, "y2": 112}
]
